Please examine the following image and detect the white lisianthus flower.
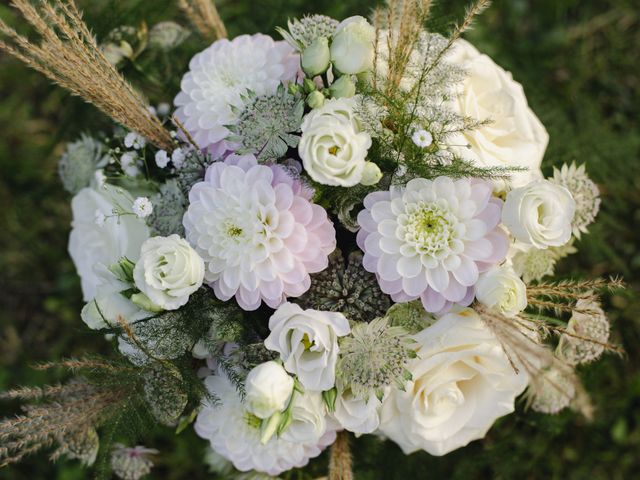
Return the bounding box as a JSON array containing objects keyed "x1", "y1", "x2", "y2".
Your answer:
[
  {"x1": 333, "y1": 388, "x2": 382, "y2": 435},
  {"x1": 379, "y1": 308, "x2": 529, "y2": 456},
  {"x1": 449, "y1": 39, "x2": 549, "y2": 189},
  {"x1": 299, "y1": 97, "x2": 373, "y2": 187},
  {"x1": 195, "y1": 374, "x2": 336, "y2": 476},
  {"x1": 502, "y1": 179, "x2": 576, "y2": 249},
  {"x1": 330, "y1": 16, "x2": 375, "y2": 74},
  {"x1": 133, "y1": 235, "x2": 205, "y2": 310},
  {"x1": 245, "y1": 361, "x2": 294, "y2": 419},
  {"x1": 475, "y1": 265, "x2": 528, "y2": 317},
  {"x1": 264, "y1": 302, "x2": 350, "y2": 391},
  {"x1": 69, "y1": 186, "x2": 149, "y2": 301}
]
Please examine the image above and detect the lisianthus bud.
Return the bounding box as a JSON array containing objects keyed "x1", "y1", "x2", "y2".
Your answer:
[
  {"x1": 360, "y1": 161, "x2": 382, "y2": 186},
  {"x1": 301, "y1": 36, "x2": 331, "y2": 77},
  {"x1": 329, "y1": 75, "x2": 356, "y2": 99},
  {"x1": 306, "y1": 90, "x2": 326, "y2": 109},
  {"x1": 330, "y1": 16, "x2": 375, "y2": 74},
  {"x1": 245, "y1": 361, "x2": 294, "y2": 419}
]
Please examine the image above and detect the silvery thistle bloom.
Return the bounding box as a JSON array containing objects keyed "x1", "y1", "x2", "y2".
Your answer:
[
  {"x1": 174, "y1": 34, "x2": 299, "y2": 156},
  {"x1": 357, "y1": 177, "x2": 509, "y2": 313},
  {"x1": 195, "y1": 374, "x2": 336, "y2": 476},
  {"x1": 183, "y1": 156, "x2": 336, "y2": 310}
]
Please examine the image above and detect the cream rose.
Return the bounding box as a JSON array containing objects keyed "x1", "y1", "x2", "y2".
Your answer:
[
  {"x1": 502, "y1": 179, "x2": 576, "y2": 248},
  {"x1": 299, "y1": 97, "x2": 373, "y2": 187},
  {"x1": 449, "y1": 39, "x2": 549, "y2": 189},
  {"x1": 133, "y1": 234, "x2": 205, "y2": 310},
  {"x1": 378, "y1": 308, "x2": 529, "y2": 456},
  {"x1": 475, "y1": 265, "x2": 528, "y2": 317},
  {"x1": 245, "y1": 361, "x2": 295, "y2": 419},
  {"x1": 264, "y1": 302, "x2": 350, "y2": 391},
  {"x1": 330, "y1": 16, "x2": 375, "y2": 75},
  {"x1": 69, "y1": 185, "x2": 149, "y2": 301}
]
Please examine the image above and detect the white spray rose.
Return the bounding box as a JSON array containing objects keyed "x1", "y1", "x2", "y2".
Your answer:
[
  {"x1": 449, "y1": 39, "x2": 549, "y2": 189},
  {"x1": 264, "y1": 302, "x2": 350, "y2": 391},
  {"x1": 245, "y1": 361, "x2": 295, "y2": 420},
  {"x1": 301, "y1": 36, "x2": 331, "y2": 76},
  {"x1": 333, "y1": 388, "x2": 381, "y2": 435},
  {"x1": 69, "y1": 185, "x2": 149, "y2": 301},
  {"x1": 299, "y1": 97, "x2": 373, "y2": 187},
  {"x1": 502, "y1": 179, "x2": 576, "y2": 249},
  {"x1": 133, "y1": 234, "x2": 205, "y2": 310},
  {"x1": 475, "y1": 266, "x2": 528, "y2": 317},
  {"x1": 379, "y1": 308, "x2": 529, "y2": 456},
  {"x1": 281, "y1": 390, "x2": 331, "y2": 444},
  {"x1": 330, "y1": 16, "x2": 375, "y2": 74}
]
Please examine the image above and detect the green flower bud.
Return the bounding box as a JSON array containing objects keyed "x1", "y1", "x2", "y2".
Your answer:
[
  {"x1": 260, "y1": 411, "x2": 282, "y2": 444},
  {"x1": 306, "y1": 90, "x2": 325, "y2": 109},
  {"x1": 329, "y1": 75, "x2": 356, "y2": 99},
  {"x1": 301, "y1": 36, "x2": 331, "y2": 77},
  {"x1": 302, "y1": 77, "x2": 317, "y2": 93},
  {"x1": 130, "y1": 292, "x2": 163, "y2": 312},
  {"x1": 360, "y1": 161, "x2": 383, "y2": 186}
]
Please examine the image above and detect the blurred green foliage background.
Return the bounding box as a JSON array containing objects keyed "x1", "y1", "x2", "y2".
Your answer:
[{"x1": 0, "y1": 0, "x2": 638, "y2": 478}]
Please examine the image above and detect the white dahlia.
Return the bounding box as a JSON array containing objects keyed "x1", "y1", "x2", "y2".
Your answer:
[
  {"x1": 195, "y1": 374, "x2": 336, "y2": 476},
  {"x1": 183, "y1": 156, "x2": 336, "y2": 310},
  {"x1": 552, "y1": 162, "x2": 601, "y2": 238},
  {"x1": 357, "y1": 177, "x2": 509, "y2": 313},
  {"x1": 174, "y1": 35, "x2": 299, "y2": 155}
]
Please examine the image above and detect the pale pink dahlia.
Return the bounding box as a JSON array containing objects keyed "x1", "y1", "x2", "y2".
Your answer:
[
  {"x1": 183, "y1": 155, "x2": 336, "y2": 310},
  {"x1": 357, "y1": 177, "x2": 508, "y2": 313},
  {"x1": 174, "y1": 34, "x2": 299, "y2": 156}
]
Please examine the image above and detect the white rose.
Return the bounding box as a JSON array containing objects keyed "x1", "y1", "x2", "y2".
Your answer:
[
  {"x1": 245, "y1": 361, "x2": 295, "y2": 419},
  {"x1": 330, "y1": 16, "x2": 375, "y2": 74},
  {"x1": 379, "y1": 308, "x2": 529, "y2": 456},
  {"x1": 475, "y1": 265, "x2": 528, "y2": 317},
  {"x1": 333, "y1": 388, "x2": 381, "y2": 435},
  {"x1": 264, "y1": 302, "x2": 350, "y2": 391},
  {"x1": 502, "y1": 179, "x2": 576, "y2": 248},
  {"x1": 449, "y1": 39, "x2": 549, "y2": 189},
  {"x1": 133, "y1": 234, "x2": 205, "y2": 310},
  {"x1": 69, "y1": 185, "x2": 149, "y2": 301},
  {"x1": 299, "y1": 97, "x2": 373, "y2": 187},
  {"x1": 281, "y1": 390, "x2": 331, "y2": 444}
]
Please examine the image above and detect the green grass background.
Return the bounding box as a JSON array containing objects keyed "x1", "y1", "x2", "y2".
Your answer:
[{"x1": 0, "y1": 0, "x2": 638, "y2": 478}]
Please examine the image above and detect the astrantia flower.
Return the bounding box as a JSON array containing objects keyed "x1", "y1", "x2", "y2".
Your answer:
[
  {"x1": 58, "y1": 134, "x2": 107, "y2": 194},
  {"x1": 558, "y1": 299, "x2": 609, "y2": 365},
  {"x1": 278, "y1": 14, "x2": 339, "y2": 51},
  {"x1": 511, "y1": 246, "x2": 557, "y2": 283},
  {"x1": 529, "y1": 366, "x2": 575, "y2": 414},
  {"x1": 357, "y1": 177, "x2": 509, "y2": 313},
  {"x1": 296, "y1": 249, "x2": 391, "y2": 323},
  {"x1": 174, "y1": 34, "x2": 299, "y2": 155},
  {"x1": 552, "y1": 162, "x2": 601, "y2": 238},
  {"x1": 337, "y1": 317, "x2": 414, "y2": 400},
  {"x1": 195, "y1": 374, "x2": 336, "y2": 476},
  {"x1": 111, "y1": 444, "x2": 158, "y2": 480},
  {"x1": 183, "y1": 156, "x2": 336, "y2": 310}
]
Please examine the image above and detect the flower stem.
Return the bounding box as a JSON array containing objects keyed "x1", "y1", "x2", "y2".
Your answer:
[{"x1": 329, "y1": 431, "x2": 353, "y2": 480}]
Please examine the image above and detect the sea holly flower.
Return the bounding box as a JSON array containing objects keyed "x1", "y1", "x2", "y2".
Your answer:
[
  {"x1": 183, "y1": 157, "x2": 336, "y2": 310},
  {"x1": 357, "y1": 177, "x2": 509, "y2": 313}
]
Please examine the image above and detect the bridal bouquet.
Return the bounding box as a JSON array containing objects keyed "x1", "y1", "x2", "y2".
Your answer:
[{"x1": 0, "y1": 1, "x2": 621, "y2": 478}]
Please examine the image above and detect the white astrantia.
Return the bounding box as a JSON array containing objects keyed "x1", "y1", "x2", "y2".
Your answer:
[
  {"x1": 558, "y1": 299, "x2": 609, "y2": 365},
  {"x1": 69, "y1": 185, "x2": 149, "y2": 301},
  {"x1": 132, "y1": 197, "x2": 153, "y2": 219},
  {"x1": 412, "y1": 129, "x2": 433, "y2": 148},
  {"x1": 195, "y1": 374, "x2": 336, "y2": 476},
  {"x1": 264, "y1": 302, "x2": 350, "y2": 391},
  {"x1": 502, "y1": 179, "x2": 576, "y2": 249},
  {"x1": 475, "y1": 265, "x2": 527, "y2": 317},
  {"x1": 379, "y1": 308, "x2": 529, "y2": 456},
  {"x1": 174, "y1": 34, "x2": 299, "y2": 155},
  {"x1": 529, "y1": 365, "x2": 576, "y2": 414},
  {"x1": 552, "y1": 162, "x2": 601, "y2": 238},
  {"x1": 330, "y1": 16, "x2": 375, "y2": 75},
  {"x1": 448, "y1": 39, "x2": 549, "y2": 189},
  {"x1": 245, "y1": 361, "x2": 294, "y2": 420},
  {"x1": 299, "y1": 97, "x2": 374, "y2": 187},
  {"x1": 133, "y1": 235, "x2": 204, "y2": 311}
]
